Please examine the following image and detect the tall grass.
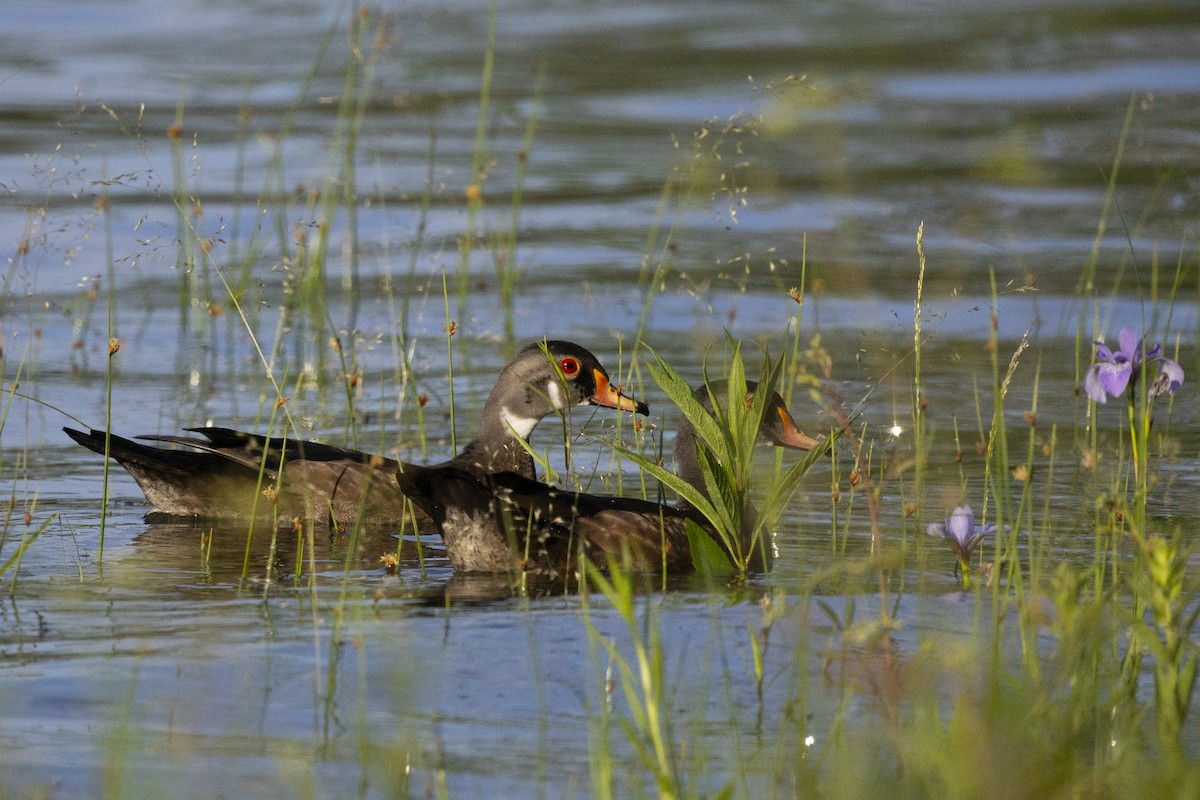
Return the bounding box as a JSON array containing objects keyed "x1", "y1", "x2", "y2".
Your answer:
[
  {"x1": 0, "y1": 349, "x2": 53, "y2": 590},
  {"x1": 98, "y1": 174, "x2": 118, "y2": 565}
]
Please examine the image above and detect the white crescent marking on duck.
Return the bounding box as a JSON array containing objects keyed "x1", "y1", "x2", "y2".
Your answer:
[
  {"x1": 500, "y1": 405, "x2": 539, "y2": 439},
  {"x1": 547, "y1": 379, "x2": 565, "y2": 410}
]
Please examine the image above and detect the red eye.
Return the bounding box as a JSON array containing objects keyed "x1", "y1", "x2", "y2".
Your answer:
[{"x1": 559, "y1": 357, "x2": 581, "y2": 377}]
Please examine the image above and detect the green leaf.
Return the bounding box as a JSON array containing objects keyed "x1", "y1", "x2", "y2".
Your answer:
[
  {"x1": 644, "y1": 346, "x2": 731, "y2": 465},
  {"x1": 686, "y1": 518, "x2": 735, "y2": 576},
  {"x1": 582, "y1": 554, "x2": 634, "y2": 618},
  {"x1": 1179, "y1": 653, "x2": 1198, "y2": 708},
  {"x1": 617, "y1": 447, "x2": 723, "y2": 528},
  {"x1": 750, "y1": 347, "x2": 785, "y2": 435},
  {"x1": 723, "y1": 335, "x2": 748, "y2": 442},
  {"x1": 693, "y1": 444, "x2": 740, "y2": 557}
]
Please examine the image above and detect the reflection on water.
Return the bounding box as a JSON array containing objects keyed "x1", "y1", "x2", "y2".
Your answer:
[{"x1": 2, "y1": 0, "x2": 1199, "y2": 794}]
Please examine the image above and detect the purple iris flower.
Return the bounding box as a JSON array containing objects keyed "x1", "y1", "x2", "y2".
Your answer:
[
  {"x1": 1084, "y1": 327, "x2": 1184, "y2": 404},
  {"x1": 926, "y1": 505, "x2": 996, "y2": 573}
]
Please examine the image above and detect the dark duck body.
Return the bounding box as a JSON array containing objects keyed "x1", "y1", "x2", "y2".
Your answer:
[
  {"x1": 397, "y1": 381, "x2": 820, "y2": 574},
  {"x1": 65, "y1": 341, "x2": 646, "y2": 529}
]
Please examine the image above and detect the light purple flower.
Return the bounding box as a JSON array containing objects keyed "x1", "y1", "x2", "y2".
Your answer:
[
  {"x1": 926, "y1": 505, "x2": 996, "y2": 570},
  {"x1": 1084, "y1": 327, "x2": 1184, "y2": 404}
]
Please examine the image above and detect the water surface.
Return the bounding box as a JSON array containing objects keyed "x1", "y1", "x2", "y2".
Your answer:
[{"x1": 2, "y1": 0, "x2": 1198, "y2": 795}]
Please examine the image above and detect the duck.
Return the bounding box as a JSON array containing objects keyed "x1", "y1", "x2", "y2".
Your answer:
[
  {"x1": 395, "y1": 380, "x2": 821, "y2": 574},
  {"x1": 64, "y1": 340, "x2": 647, "y2": 530}
]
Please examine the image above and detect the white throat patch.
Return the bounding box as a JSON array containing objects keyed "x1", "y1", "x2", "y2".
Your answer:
[
  {"x1": 500, "y1": 405, "x2": 540, "y2": 440},
  {"x1": 546, "y1": 379, "x2": 566, "y2": 410}
]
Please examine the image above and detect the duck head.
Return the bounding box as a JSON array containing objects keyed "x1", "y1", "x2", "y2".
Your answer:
[
  {"x1": 693, "y1": 380, "x2": 820, "y2": 451},
  {"x1": 483, "y1": 340, "x2": 648, "y2": 441}
]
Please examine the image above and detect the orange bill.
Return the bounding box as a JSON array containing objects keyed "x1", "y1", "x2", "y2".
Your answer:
[
  {"x1": 775, "y1": 406, "x2": 821, "y2": 450},
  {"x1": 591, "y1": 368, "x2": 649, "y2": 416}
]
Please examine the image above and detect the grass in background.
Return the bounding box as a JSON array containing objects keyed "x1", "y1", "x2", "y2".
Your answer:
[{"x1": 575, "y1": 170, "x2": 1197, "y2": 794}]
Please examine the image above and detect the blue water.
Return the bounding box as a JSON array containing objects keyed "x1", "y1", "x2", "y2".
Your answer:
[{"x1": 2, "y1": 0, "x2": 1198, "y2": 795}]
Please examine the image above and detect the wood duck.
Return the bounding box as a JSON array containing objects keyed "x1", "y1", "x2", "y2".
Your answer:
[
  {"x1": 65, "y1": 341, "x2": 647, "y2": 529},
  {"x1": 396, "y1": 381, "x2": 820, "y2": 574}
]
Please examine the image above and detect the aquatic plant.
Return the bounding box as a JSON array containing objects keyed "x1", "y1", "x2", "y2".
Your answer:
[
  {"x1": 1080, "y1": 323, "x2": 1195, "y2": 759},
  {"x1": 925, "y1": 504, "x2": 996, "y2": 587},
  {"x1": 1084, "y1": 326, "x2": 1183, "y2": 404},
  {"x1": 1085, "y1": 323, "x2": 1185, "y2": 509},
  {"x1": 620, "y1": 338, "x2": 834, "y2": 576}
]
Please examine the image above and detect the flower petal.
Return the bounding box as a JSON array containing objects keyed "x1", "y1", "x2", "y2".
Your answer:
[
  {"x1": 1117, "y1": 327, "x2": 1139, "y2": 361},
  {"x1": 926, "y1": 523, "x2": 947, "y2": 539},
  {"x1": 964, "y1": 521, "x2": 994, "y2": 554},
  {"x1": 1096, "y1": 361, "x2": 1132, "y2": 399},
  {"x1": 945, "y1": 505, "x2": 975, "y2": 547},
  {"x1": 1084, "y1": 365, "x2": 1109, "y2": 403},
  {"x1": 1149, "y1": 357, "x2": 1185, "y2": 399},
  {"x1": 1093, "y1": 341, "x2": 1114, "y2": 363}
]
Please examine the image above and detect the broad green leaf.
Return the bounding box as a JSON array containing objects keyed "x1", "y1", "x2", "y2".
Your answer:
[
  {"x1": 686, "y1": 518, "x2": 735, "y2": 576},
  {"x1": 693, "y1": 444, "x2": 739, "y2": 555},
  {"x1": 644, "y1": 346, "x2": 731, "y2": 464},
  {"x1": 724, "y1": 335, "x2": 748, "y2": 443},
  {"x1": 699, "y1": 372, "x2": 739, "y2": 474},
  {"x1": 751, "y1": 349, "x2": 784, "y2": 428},
  {"x1": 745, "y1": 349, "x2": 785, "y2": 454}
]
